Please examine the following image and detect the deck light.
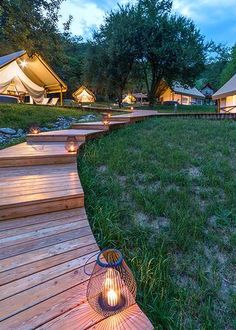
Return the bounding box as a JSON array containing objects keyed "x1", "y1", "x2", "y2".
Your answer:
[
  {"x1": 20, "y1": 60, "x2": 27, "y2": 68},
  {"x1": 86, "y1": 248, "x2": 137, "y2": 317},
  {"x1": 103, "y1": 114, "x2": 110, "y2": 127},
  {"x1": 29, "y1": 124, "x2": 40, "y2": 134},
  {"x1": 130, "y1": 106, "x2": 134, "y2": 112},
  {"x1": 65, "y1": 136, "x2": 79, "y2": 153}
]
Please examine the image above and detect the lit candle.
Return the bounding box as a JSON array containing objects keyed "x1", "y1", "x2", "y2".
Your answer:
[
  {"x1": 103, "y1": 119, "x2": 110, "y2": 126},
  {"x1": 103, "y1": 268, "x2": 120, "y2": 307},
  {"x1": 107, "y1": 289, "x2": 118, "y2": 307},
  {"x1": 68, "y1": 144, "x2": 76, "y2": 152}
]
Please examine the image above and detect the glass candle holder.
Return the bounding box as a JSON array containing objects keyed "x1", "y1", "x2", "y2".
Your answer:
[
  {"x1": 103, "y1": 114, "x2": 110, "y2": 126},
  {"x1": 29, "y1": 124, "x2": 40, "y2": 134},
  {"x1": 65, "y1": 136, "x2": 79, "y2": 153},
  {"x1": 86, "y1": 248, "x2": 137, "y2": 317}
]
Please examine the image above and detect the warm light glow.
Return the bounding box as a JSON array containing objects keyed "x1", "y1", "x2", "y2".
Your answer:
[
  {"x1": 108, "y1": 113, "x2": 112, "y2": 119},
  {"x1": 103, "y1": 268, "x2": 120, "y2": 308},
  {"x1": 103, "y1": 119, "x2": 110, "y2": 126},
  {"x1": 130, "y1": 107, "x2": 134, "y2": 112},
  {"x1": 32, "y1": 129, "x2": 39, "y2": 134},
  {"x1": 65, "y1": 136, "x2": 79, "y2": 153},
  {"x1": 29, "y1": 125, "x2": 40, "y2": 135},
  {"x1": 107, "y1": 289, "x2": 119, "y2": 307},
  {"x1": 20, "y1": 60, "x2": 27, "y2": 68},
  {"x1": 67, "y1": 143, "x2": 76, "y2": 152}
]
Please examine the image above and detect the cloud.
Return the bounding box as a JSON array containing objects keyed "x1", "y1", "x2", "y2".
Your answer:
[
  {"x1": 173, "y1": 0, "x2": 236, "y2": 44},
  {"x1": 59, "y1": 0, "x2": 105, "y2": 37},
  {"x1": 59, "y1": 0, "x2": 236, "y2": 44}
]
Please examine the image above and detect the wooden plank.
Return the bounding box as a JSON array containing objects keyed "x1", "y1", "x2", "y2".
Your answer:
[
  {"x1": 89, "y1": 304, "x2": 153, "y2": 330},
  {"x1": 0, "y1": 220, "x2": 89, "y2": 248},
  {"x1": 0, "y1": 250, "x2": 98, "y2": 301},
  {"x1": 0, "y1": 281, "x2": 88, "y2": 330},
  {"x1": 0, "y1": 226, "x2": 92, "y2": 260},
  {"x1": 0, "y1": 214, "x2": 86, "y2": 240},
  {"x1": 37, "y1": 302, "x2": 153, "y2": 330},
  {"x1": 0, "y1": 208, "x2": 86, "y2": 231},
  {"x1": 0, "y1": 195, "x2": 84, "y2": 221},
  {"x1": 0, "y1": 243, "x2": 98, "y2": 285},
  {"x1": 0, "y1": 262, "x2": 95, "y2": 321},
  {"x1": 0, "y1": 235, "x2": 96, "y2": 272}
]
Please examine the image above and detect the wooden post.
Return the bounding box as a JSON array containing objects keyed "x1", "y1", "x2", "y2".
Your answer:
[{"x1": 60, "y1": 85, "x2": 63, "y2": 106}]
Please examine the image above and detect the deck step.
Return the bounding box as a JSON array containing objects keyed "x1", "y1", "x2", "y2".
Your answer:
[
  {"x1": 71, "y1": 120, "x2": 128, "y2": 130},
  {"x1": 27, "y1": 129, "x2": 106, "y2": 143},
  {"x1": 0, "y1": 164, "x2": 84, "y2": 220},
  {"x1": 0, "y1": 142, "x2": 79, "y2": 167}
]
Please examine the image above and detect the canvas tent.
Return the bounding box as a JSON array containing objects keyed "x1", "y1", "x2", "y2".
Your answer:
[
  {"x1": 73, "y1": 86, "x2": 95, "y2": 103},
  {"x1": 122, "y1": 93, "x2": 136, "y2": 104},
  {"x1": 212, "y1": 74, "x2": 236, "y2": 112},
  {"x1": 0, "y1": 50, "x2": 67, "y2": 105},
  {"x1": 160, "y1": 82, "x2": 205, "y2": 105}
]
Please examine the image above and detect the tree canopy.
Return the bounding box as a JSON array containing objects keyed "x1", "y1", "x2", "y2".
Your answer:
[{"x1": 0, "y1": 0, "x2": 235, "y2": 101}]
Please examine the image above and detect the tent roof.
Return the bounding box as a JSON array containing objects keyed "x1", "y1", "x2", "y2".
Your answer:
[
  {"x1": 212, "y1": 74, "x2": 236, "y2": 100},
  {"x1": 172, "y1": 84, "x2": 205, "y2": 98},
  {"x1": 0, "y1": 50, "x2": 26, "y2": 68},
  {"x1": 201, "y1": 83, "x2": 214, "y2": 91},
  {"x1": 0, "y1": 50, "x2": 67, "y2": 93}
]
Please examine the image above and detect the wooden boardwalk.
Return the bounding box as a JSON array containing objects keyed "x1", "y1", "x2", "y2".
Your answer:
[{"x1": 0, "y1": 110, "x2": 156, "y2": 329}]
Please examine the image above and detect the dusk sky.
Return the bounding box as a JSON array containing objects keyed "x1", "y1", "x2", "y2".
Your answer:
[{"x1": 59, "y1": 0, "x2": 236, "y2": 45}]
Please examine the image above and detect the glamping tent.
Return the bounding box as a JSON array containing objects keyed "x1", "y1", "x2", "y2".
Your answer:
[
  {"x1": 122, "y1": 93, "x2": 136, "y2": 104},
  {"x1": 160, "y1": 82, "x2": 205, "y2": 105},
  {"x1": 73, "y1": 86, "x2": 96, "y2": 103},
  {"x1": 0, "y1": 50, "x2": 67, "y2": 105},
  {"x1": 212, "y1": 74, "x2": 236, "y2": 112}
]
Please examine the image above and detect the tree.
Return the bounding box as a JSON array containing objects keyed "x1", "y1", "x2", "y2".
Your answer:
[
  {"x1": 0, "y1": 1, "x2": 84, "y2": 95},
  {"x1": 83, "y1": 4, "x2": 139, "y2": 106},
  {"x1": 196, "y1": 44, "x2": 230, "y2": 90},
  {"x1": 137, "y1": 0, "x2": 206, "y2": 105},
  {"x1": 220, "y1": 45, "x2": 236, "y2": 86}
]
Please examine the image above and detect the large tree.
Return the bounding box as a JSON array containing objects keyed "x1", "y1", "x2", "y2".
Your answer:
[
  {"x1": 84, "y1": 4, "x2": 139, "y2": 105},
  {"x1": 137, "y1": 0, "x2": 206, "y2": 104}
]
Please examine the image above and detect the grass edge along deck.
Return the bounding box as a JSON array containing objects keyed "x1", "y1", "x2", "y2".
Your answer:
[{"x1": 0, "y1": 110, "x2": 155, "y2": 329}]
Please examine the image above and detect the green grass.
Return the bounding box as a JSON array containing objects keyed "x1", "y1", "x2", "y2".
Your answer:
[
  {"x1": 78, "y1": 118, "x2": 236, "y2": 329},
  {"x1": 0, "y1": 103, "x2": 97, "y2": 130}
]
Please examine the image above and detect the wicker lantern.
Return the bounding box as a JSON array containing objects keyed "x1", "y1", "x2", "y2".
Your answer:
[
  {"x1": 29, "y1": 124, "x2": 40, "y2": 134},
  {"x1": 86, "y1": 248, "x2": 137, "y2": 317},
  {"x1": 65, "y1": 136, "x2": 79, "y2": 153},
  {"x1": 102, "y1": 114, "x2": 110, "y2": 127}
]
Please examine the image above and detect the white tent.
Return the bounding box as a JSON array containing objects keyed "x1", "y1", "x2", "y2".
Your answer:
[
  {"x1": 213, "y1": 74, "x2": 236, "y2": 112},
  {"x1": 73, "y1": 86, "x2": 96, "y2": 103},
  {"x1": 0, "y1": 50, "x2": 67, "y2": 105},
  {"x1": 0, "y1": 61, "x2": 45, "y2": 103}
]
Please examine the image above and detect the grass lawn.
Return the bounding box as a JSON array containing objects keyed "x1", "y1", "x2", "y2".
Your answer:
[
  {"x1": 0, "y1": 103, "x2": 97, "y2": 130},
  {"x1": 78, "y1": 118, "x2": 236, "y2": 329}
]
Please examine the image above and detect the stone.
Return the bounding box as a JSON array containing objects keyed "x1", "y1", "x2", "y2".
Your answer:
[
  {"x1": 17, "y1": 129, "x2": 24, "y2": 136},
  {"x1": 0, "y1": 128, "x2": 16, "y2": 135}
]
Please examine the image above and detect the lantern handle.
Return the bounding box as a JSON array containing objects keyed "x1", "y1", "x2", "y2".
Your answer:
[{"x1": 84, "y1": 251, "x2": 100, "y2": 276}]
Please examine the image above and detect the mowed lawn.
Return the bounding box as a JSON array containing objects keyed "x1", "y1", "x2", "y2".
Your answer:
[
  {"x1": 0, "y1": 104, "x2": 94, "y2": 129},
  {"x1": 78, "y1": 118, "x2": 236, "y2": 329}
]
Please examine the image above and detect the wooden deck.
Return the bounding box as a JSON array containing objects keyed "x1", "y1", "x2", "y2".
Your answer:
[
  {"x1": 0, "y1": 111, "x2": 155, "y2": 329},
  {"x1": 71, "y1": 121, "x2": 129, "y2": 130}
]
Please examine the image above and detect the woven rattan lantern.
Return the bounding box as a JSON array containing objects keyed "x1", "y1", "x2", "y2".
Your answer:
[
  {"x1": 102, "y1": 114, "x2": 110, "y2": 127},
  {"x1": 29, "y1": 124, "x2": 40, "y2": 134},
  {"x1": 65, "y1": 136, "x2": 79, "y2": 153},
  {"x1": 86, "y1": 249, "x2": 137, "y2": 317}
]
